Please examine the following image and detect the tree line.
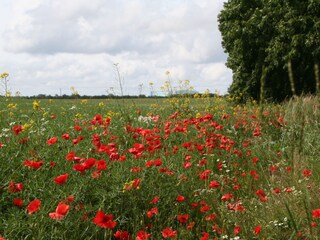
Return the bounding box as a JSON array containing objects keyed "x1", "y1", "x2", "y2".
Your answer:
[{"x1": 218, "y1": 0, "x2": 320, "y2": 102}]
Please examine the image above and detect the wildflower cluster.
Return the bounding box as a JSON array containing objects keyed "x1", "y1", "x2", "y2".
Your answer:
[{"x1": 0, "y1": 97, "x2": 319, "y2": 239}]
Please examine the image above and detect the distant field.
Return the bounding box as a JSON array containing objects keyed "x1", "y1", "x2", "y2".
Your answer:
[{"x1": 0, "y1": 96, "x2": 319, "y2": 239}]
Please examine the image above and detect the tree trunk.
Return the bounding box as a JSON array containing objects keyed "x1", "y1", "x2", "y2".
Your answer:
[
  {"x1": 288, "y1": 59, "x2": 296, "y2": 97},
  {"x1": 315, "y1": 62, "x2": 320, "y2": 96},
  {"x1": 260, "y1": 65, "x2": 267, "y2": 104}
]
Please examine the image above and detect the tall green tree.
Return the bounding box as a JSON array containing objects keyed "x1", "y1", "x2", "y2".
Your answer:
[{"x1": 218, "y1": 0, "x2": 320, "y2": 102}]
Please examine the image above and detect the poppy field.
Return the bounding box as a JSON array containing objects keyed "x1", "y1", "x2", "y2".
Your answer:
[{"x1": 0, "y1": 96, "x2": 320, "y2": 239}]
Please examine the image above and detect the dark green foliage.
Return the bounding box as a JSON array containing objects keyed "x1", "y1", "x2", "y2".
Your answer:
[{"x1": 218, "y1": 0, "x2": 320, "y2": 102}]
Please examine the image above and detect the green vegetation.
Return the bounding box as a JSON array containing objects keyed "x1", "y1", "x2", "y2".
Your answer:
[
  {"x1": 0, "y1": 95, "x2": 319, "y2": 239},
  {"x1": 218, "y1": 0, "x2": 320, "y2": 102}
]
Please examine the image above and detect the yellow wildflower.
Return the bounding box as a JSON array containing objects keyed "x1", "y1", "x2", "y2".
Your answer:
[
  {"x1": 7, "y1": 103, "x2": 17, "y2": 109},
  {"x1": 81, "y1": 99, "x2": 88, "y2": 105},
  {"x1": 75, "y1": 113, "x2": 82, "y2": 118},
  {"x1": 5, "y1": 91, "x2": 12, "y2": 97},
  {"x1": 98, "y1": 102, "x2": 105, "y2": 107},
  {"x1": 33, "y1": 100, "x2": 40, "y2": 110}
]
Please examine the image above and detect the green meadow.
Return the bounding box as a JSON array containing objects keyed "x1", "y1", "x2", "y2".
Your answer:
[{"x1": 0, "y1": 95, "x2": 320, "y2": 239}]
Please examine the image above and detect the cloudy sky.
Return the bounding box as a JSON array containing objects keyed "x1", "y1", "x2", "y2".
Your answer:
[{"x1": 0, "y1": 0, "x2": 232, "y2": 96}]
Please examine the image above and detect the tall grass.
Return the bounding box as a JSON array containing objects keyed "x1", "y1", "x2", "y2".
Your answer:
[{"x1": 0, "y1": 95, "x2": 319, "y2": 239}]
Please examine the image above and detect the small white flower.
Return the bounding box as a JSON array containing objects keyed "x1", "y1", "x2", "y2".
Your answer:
[{"x1": 137, "y1": 116, "x2": 154, "y2": 123}]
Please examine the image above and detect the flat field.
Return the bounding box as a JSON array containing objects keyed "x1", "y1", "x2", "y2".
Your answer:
[{"x1": 0, "y1": 96, "x2": 320, "y2": 239}]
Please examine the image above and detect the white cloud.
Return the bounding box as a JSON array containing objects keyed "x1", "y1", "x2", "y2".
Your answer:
[{"x1": 0, "y1": 0, "x2": 232, "y2": 96}]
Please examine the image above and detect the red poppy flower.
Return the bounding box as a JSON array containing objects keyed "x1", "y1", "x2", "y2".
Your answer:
[
  {"x1": 312, "y1": 208, "x2": 320, "y2": 219},
  {"x1": 12, "y1": 125, "x2": 23, "y2": 135},
  {"x1": 233, "y1": 184, "x2": 241, "y2": 190},
  {"x1": 66, "y1": 151, "x2": 76, "y2": 161},
  {"x1": 269, "y1": 165, "x2": 277, "y2": 172},
  {"x1": 182, "y1": 141, "x2": 192, "y2": 149},
  {"x1": 49, "y1": 202, "x2": 70, "y2": 220},
  {"x1": 92, "y1": 171, "x2": 101, "y2": 178},
  {"x1": 19, "y1": 137, "x2": 29, "y2": 144},
  {"x1": 187, "y1": 221, "x2": 195, "y2": 230},
  {"x1": 67, "y1": 195, "x2": 75, "y2": 203},
  {"x1": 132, "y1": 179, "x2": 141, "y2": 189},
  {"x1": 136, "y1": 230, "x2": 151, "y2": 240},
  {"x1": 221, "y1": 193, "x2": 233, "y2": 202},
  {"x1": 253, "y1": 128, "x2": 262, "y2": 136},
  {"x1": 255, "y1": 189, "x2": 266, "y2": 197},
  {"x1": 205, "y1": 214, "x2": 218, "y2": 221},
  {"x1": 254, "y1": 225, "x2": 261, "y2": 235},
  {"x1": 61, "y1": 133, "x2": 70, "y2": 140},
  {"x1": 23, "y1": 160, "x2": 44, "y2": 169},
  {"x1": 162, "y1": 228, "x2": 177, "y2": 238},
  {"x1": 72, "y1": 138, "x2": 79, "y2": 145},
  {"x1": 133, "y1": 143, "x2": 144, "y2": 151},
  {"x1": 145, "y1": 160, "x2": 153, "y2": 167},
  {"x1": 259, "y1": 196, "x2": 268, "y2": 202},
  {"x1": 200, "y1": 205, "x2": 210, "y2": 212},
  {"x1": 13, "y1": 198, "x2": 24, "y2": 207},
  {"x1": 303, "y1": 168, "x2": 312, "y2": 177},
  {"x1": 83, "y1": 158, "x2": 96, "y2": 170},
  {"x1": 273, "y1": 188, "x2": 281, "y2": 194},
  {"x1": 190, "y1": 202, "x2": 198, "y2": 209},
  {"x1": 233, "y1": 225, "x2": 241, "y2": 234},
  {"x1": 200, "y1": 232, "x2": 209, "y2": 240},
  {"x1": 183, "y1": 162, "x2": 192, "y2": 169},
  {"x1": 47, "y1": 137, "x2": 57, "y2": 145},
  {"x1": 147, "y1": 207, "x2": 158, "y2": 218},
  {"x1": 73, "y1": 164, "x2": 85, "y2": 174},
  {"x1": 114, "y1": 231, "x2": 130, "y2": 240},
  {"x1": 176, "y1": 195, "x2": 185, "y2": 202},
  {"x1": 285, "y1": 187, "x2": 293, "y2": 193},
  {"x1": 27, "y1": 199, "x2": 41, "y2": 214},
  {"x1": 54, "y1": 173, "x2": 69, "y2": 185},
  {"x1": 96, "y1": 160, "x2": 107, "y2": 171},
  {"x1": 198, "y1": 159, "x2": 207, "y2": 166},
  {"x1": 153, "y1": 159, "x2": 162, "y2": 166},
  {"x1": 55, "y1": 203, "x2": 70, "y2": 216},
  {"x1": 93, "y1": 210, "x2": 117, "y2": 229},
  {"x1": 177, "y1": 214, "x2": 188, "y2": 223},
  {"x1": 8, "y1": 180, "x2": 24, "y2": 193},
  {"x1": 74, "y1": 125, "x2": 82, "y2": 131},
  {"x1": 199, "y1": 170, "x2": 212, "y2": 180},
  {"x1": 151, "y1": 196, "x2": 159, "y2": 204},
  {"x1": 130, "y1": 167, "x2": 143, "y2": 173},
  {"x1": 92, "y1": 114, "x2": 102, "y2": 123},
  {"x1": 209, "y1": 181, "x2": 220, "y2": 189}
]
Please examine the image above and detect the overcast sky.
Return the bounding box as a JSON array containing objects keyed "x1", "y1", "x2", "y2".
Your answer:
[{"x1": 0, "y1": 0, "x2": 231, "y2": 96}]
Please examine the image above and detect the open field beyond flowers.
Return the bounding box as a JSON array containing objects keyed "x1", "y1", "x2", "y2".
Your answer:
[{"x1": 0, "y1": 96, "x2": 320, "y2": 240}]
